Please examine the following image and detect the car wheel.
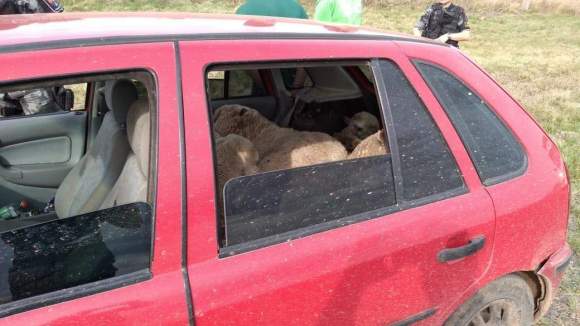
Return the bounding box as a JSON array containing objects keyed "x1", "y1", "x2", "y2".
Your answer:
[{"x1": 445, "y1": 274, "x2": 534, "y2": 326}]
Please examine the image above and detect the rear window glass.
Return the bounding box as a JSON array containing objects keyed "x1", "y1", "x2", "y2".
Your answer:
[
  {"x1": 281, "y1": 68, "x2": 314, "y2": 90},
  {"x1": 207, "y1": 70, "x2": 266, "y2": 100},
  {"x1": 208, "y1": 61, "x2": 392, "y2": 253},
  {"x1": 415, "y1": 62, "x2": 526, "y2": 185}
]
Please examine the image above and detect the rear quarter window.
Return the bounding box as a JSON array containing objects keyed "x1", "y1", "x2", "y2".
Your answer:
[{"x1": 415, "y1": 62, "x2": 526, "y2": 185}]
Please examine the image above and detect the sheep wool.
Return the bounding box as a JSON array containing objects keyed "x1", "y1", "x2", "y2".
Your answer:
[{"x1": 214, "y1": 104, "x2": 348, "y2": 172}]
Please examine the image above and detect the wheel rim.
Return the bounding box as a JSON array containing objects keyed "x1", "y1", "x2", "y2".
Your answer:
[{"x1": 467, "y1": 299, "x2": 521, "y2": 326}]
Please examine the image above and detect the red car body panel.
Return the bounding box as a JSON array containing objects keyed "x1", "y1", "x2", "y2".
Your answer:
[{"x1": 0, "y1": 13, "x2": 571, "y2": 326}]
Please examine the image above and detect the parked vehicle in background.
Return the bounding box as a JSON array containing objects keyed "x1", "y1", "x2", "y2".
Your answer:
[{"x1": 0, "y1": 12, "x2": 571, "y2": 325}]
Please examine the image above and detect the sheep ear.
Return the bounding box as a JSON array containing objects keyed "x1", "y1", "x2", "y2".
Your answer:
[{"x1": 239, "y1": 108, "x2": 247, "y2": 116}]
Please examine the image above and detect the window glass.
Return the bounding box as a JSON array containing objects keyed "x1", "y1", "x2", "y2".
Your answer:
[
  {"x1": 207, "y1": 71, "x2": 225, "y2": 100},
  {"x1": 228, "y1": 70, "x2": 266, "y2": 98},
  {"x1": 224, "y1": 156, "x2": 395, "y2": 247},
  {"x1": 379, "y1": 60, "x2": 464, "y2": 201},
  {"x1": 415, "y1": 62, "x2": 526, "y2": 184},
  {"x1": 0, "y1": 203, "x2": 152, "y2": 305},
  {"x1": 0, "y1": 83, "x2": 87, "y2": 119},
  {"x1": 207, "y1": 70, "x2": 266, "y2": 100},
  {"x1": 281, "y1": 68, "x2": 314, "y2": 90},
  {"x1": 70, "y1": 83, "x2": 88, "y2": 111}
]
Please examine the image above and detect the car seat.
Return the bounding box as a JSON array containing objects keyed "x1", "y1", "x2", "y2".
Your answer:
[
  {"x1": 54, "y1": 79, "x2": 137, "y2": 218},
  {"x1": 99, "y1": 97, "x2": 150, "y2": 208}
]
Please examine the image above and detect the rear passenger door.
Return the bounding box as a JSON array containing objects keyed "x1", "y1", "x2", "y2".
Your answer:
[{"x1": 181, "y1": 40, "x2": 495, "y2": 325}]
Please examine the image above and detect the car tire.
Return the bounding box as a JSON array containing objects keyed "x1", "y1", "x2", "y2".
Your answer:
[{"x1": 444, "y1": 274, "x2": 534, "y2": 326}]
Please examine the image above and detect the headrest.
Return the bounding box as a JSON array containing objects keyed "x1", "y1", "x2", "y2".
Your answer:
[
  {"x1": 127, "y1": 99, "x2": 151, "y2": 175},
  {"x1": 104, "y1": 79, "x2": 139, "y2": 125}
]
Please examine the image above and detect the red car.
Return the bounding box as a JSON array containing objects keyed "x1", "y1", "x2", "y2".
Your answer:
[{"x1": 0, "y1": 13, "x2": 572, "y2": 326}]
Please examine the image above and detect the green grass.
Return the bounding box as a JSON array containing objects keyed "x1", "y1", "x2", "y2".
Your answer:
[{"x1": 60, "y1": 1, "x2": 580, "y2": 324}]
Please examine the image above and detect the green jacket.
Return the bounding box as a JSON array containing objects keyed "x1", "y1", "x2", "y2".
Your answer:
[
  {"x1": 235, "y1": 0, "x2": 308, "y2": 19},
  {"x1": 314, "y1": 0, "x2": 362, "y2": 25}
]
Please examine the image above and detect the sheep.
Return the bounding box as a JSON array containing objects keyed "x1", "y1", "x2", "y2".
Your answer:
[
  {"x1": 348, "y1": 130, "x2": 389, "y2": 159},
  {"x1": 214, "y1": 104, "x2": 347, "y2": 172},
  {"x1": 333, "y1": 111, "x2": 381, "y2": 152},
  {"x1": 215, "y1": 133, "x2": 260, "y2": 198}
]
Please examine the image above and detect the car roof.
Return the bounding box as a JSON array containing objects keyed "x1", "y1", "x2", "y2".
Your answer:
[{"x1": 0, "y1": 12, "x2": 440, "y2": 51}]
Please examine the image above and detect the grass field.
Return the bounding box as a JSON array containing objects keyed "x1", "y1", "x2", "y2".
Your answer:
[{"x1": 60, "y1": 1, "x2": 580, "y2": 324}]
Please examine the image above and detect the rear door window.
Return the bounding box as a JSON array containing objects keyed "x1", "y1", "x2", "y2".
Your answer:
[
  {"x1": 209, "y1": 60, "x2": 465, "y2": 255},
  {"x1": 415, "y1": 62, "x2": 526, "y2": 185}
]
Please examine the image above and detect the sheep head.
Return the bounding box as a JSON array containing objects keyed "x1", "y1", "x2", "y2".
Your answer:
[{"x1": 344, "y1": 112, "x2": 381, "y2": 140}]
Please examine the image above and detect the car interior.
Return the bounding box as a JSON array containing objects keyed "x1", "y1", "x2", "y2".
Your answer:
[
  {"x1": 0, "y1": 73, "x2": 153, "y2": 232},
  {"x1": 208, "y1": 62, "x2": 381, "y2": 135}
]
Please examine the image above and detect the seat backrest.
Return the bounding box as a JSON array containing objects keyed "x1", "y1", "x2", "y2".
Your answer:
[
  {"x1": 100, "y1": 98, "x2": 150, "y2": 209},
  {"x1": 55, "y1": 79, "x2": 138, "y2": 218}
]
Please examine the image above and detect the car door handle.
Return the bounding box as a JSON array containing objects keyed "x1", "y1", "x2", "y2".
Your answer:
[{"x1": 437, "y1": 236, "x2": 486, "y2": 263}]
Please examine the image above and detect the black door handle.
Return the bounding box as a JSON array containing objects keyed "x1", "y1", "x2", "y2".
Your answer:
[{"x1": 438, "y1": 236, "x2": 486, "y2": 263}]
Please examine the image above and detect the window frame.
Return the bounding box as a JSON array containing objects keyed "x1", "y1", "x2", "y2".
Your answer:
[
  {"x1": 206, "y1": 59, "x2": 467, "y2": 257},
  {"x1": 0, "y1": 69, "x2": 159, "y2": 318},
  {"x1": 412, "y1": 59, "x2": 528, "y2": 186}
]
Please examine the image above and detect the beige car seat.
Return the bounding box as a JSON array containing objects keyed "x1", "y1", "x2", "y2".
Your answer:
[{"x1": 54, "y1": 79, "x2": 137, "y2": 218}]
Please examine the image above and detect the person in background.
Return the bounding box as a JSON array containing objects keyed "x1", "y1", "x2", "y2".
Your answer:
[
  {"x1": 413, "y1": 0, "x2": 471, "y2": 47},
  {"x1": 0, "y1": 0, "x2": 65, "y2": 118},
  {"x1": 235, "y1": 0, "x2": 308, "y2": 19},
  {"x1": 314, "y1": 0, "x2": 363, "y2": 25}
]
